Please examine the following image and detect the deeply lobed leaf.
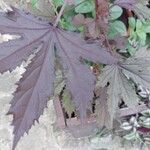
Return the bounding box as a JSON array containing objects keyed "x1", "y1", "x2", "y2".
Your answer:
[
  {"x1": 97, "y1": 47, "x2": 150, "y2": 125},
  {"x1": 114, "y1": 0, "x2": 150, "y2": 19},
  {"x1": 95, "y1": 87, "x2": 112, "y2": 129},
  {"x1": 0, "y1": 7, "x2": 117, "y2": 150}
]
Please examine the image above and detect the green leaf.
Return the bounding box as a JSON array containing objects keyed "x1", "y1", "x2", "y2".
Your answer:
[
  {"x1": 53, "y1": 0, "x2": 63, "y2": 8},
  {"x1": 75, "y1": 0, "x2": 94, "y2": 13},
  {"x1": 136, "y1": 19, "x2": 142, "y2": 29},
  {"x1": 141, "y1": 109, "x2": 150, "y2": 117},
  {"x1": 128, "y1": 17, "x2": 136, "y2": 29},
  {"x1": 29, "y1": 0, "x2": 55, "y2": 20},
  {"x1": 124, "y1": 131, "x2": 140, "y2": 140},
  {"x1": 59, "y1": 18, "x2": 76, "y2": 31},
  {"x1": 126, "y1": 42, "x2": 137, "y2": 56},
  {"x1": 109, "y1": 21, "x2": 127, "y2": 38},
  {"x1": 108, "y1": 27, "x2": 117, "y2": 38},
  {"x1": 54, "y1": 70, "x2": 65, "y2": 95},
  {"x1": 139, "y1": 109, "x2": 150, "y2": 128},
  {"x1": 31, "y1": 0, "x2": 38, "y2": 7},
  {"x1": 136, "y1": 31, "x2": 146, "y2": 45},
  {"x1": 60, "y1": 7, "x2": 77, "y2": 31},
  {"x1": 109, "y1": 5, "x2": 123, "y2": 20},
  {"x1": 142, "y1": 118, "x2": 150, "y2": 128},
  {"x1": 143, "y1": 24, "x2": 150, "y2": 33},
  {"x1": 62, "y1": 89, "x2": 75, "y2": 118}
]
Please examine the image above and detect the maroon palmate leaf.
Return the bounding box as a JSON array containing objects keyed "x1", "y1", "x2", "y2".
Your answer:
[
  {"x1": 114, "y1": 0, "x2": 150, "y2": 19},
  {"x1": 0, "y1": 7, "x2": 118, "y2": 150},
  {"x1": 97, "y1": 47, "x2": 150, "y2": 126},
  {"x1": 114, "y1": 0, "x2": 137, "y2": 10},
  {"x1": 95, "y1": 87, "x2": 112, "y2": 129}
]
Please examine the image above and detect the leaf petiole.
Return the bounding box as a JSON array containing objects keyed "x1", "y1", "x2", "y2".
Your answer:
[{"x1": 54, "y1": 0, "x2": 67, "y2": 27}]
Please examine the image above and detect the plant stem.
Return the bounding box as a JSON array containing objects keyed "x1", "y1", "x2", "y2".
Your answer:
[
  {"x1": 95, "y1": 0, "x2": 99, "y2": 21},
  {"x1": 126, "y1": 10, "x2": 133, "y2": 37},
  {"x1": 54, "y1": 0, "x2": 67, "y2": 27},
  {"x1": 94, "y1": 0, "x2": 112, "y2": 52},
  {"x1": 104, "y1": 33, "x2": 113, "y2": 53}
]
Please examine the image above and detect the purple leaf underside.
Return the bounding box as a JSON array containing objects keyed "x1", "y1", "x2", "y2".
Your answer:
[
  {"x1": 0, "y1": 7, "x2": 118, "y2": 150},
  {"x1": 114, "y1": 0, "x2": 137, "y2": 10}
]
